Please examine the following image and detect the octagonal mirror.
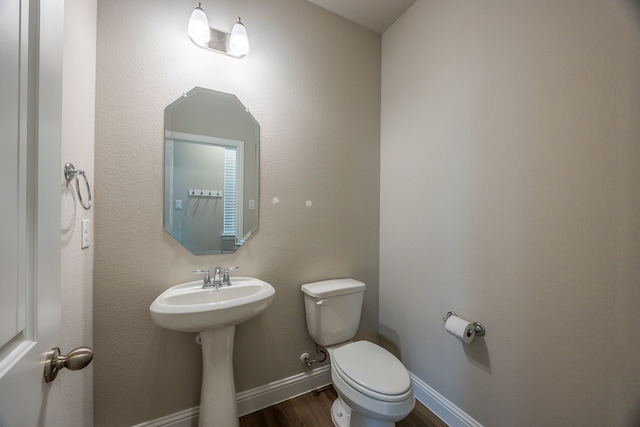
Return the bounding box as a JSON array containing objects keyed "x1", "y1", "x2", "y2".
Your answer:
[{"x1": 164, "y1": 87, "x2": 259, "y2": 255}]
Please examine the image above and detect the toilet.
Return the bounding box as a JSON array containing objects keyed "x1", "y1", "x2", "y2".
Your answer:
[{"x1": 301, "y1": 278, "x2": 414, "y2": 427}]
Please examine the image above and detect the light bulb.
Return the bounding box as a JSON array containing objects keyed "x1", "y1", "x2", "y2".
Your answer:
[
  {"x1": 188, "y1": 3, "x2": 210, "y2": 45},
  {"x1": 229, "y1": 17, "x2": 249, "y2": 56}
]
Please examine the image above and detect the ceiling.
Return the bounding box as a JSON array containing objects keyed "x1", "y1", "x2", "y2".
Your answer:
[{"x1": 307, "y1": 0, "x2": 416, "y2": 34}]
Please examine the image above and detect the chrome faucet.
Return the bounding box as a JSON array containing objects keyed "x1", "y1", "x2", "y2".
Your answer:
[
  {"x1": 193, "y1": 269, "x2": 211, "y2": 288},
  {"x1": 194, "y1": 266, "x2": 238, "y2": 289},
  {"x1": 212, "y1": 266, "x2": 223, "y2": 287},
  {"x1": 222, "y1": 266, "x2": 239, "y2": 286}
]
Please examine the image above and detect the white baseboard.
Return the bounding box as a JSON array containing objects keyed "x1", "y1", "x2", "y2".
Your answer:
[
  {"x1": 132, "y1": 366, "x2": 483, "y2": 427},
  {"x1": 131, "y1": 407, "x2": 199, "y2": 427},
  {"x1": 409, "y1": 372, "x2": 484, "y2": 427},
  {"x1": 236, "y1": 364, "x2": 332, "y2": 416},
  {"x1": 131, "y1": 365, "x2": 331, "y2": 427}
]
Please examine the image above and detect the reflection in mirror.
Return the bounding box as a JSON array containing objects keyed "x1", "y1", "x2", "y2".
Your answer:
[{"x1": 164, "y1": 87, "x2": 259, "y2": 255}]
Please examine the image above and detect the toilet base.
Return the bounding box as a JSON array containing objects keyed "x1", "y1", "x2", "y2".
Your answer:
[
  {"x1": 331, "y1": 396, "x2": 398, "y2": 427},
  {"x1": 331, "y1": 397, "x2": 351, "y2": 427}
]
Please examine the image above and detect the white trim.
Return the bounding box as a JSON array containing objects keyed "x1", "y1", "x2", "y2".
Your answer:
[
  {"x1": 236, "y1": 365, "x2": 332, "y2": 416},
  {"x1": 131, "y1": 407, "x2": 199, "y2": 427},
  {"x1": 131, "y1": 367, "x2": 484, "y2": 427},
  {"x1": 165, "y1": 131, "x2": 243, "y2": 150},
  {"x1": 131, "y1": 365, "x2": 331, "y2": 427},
  {"x1": 410, "y1": 372, "x2": 484, "y2": 427}
]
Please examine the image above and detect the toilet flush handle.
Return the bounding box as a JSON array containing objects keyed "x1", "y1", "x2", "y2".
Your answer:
[{"x1": 316, "y1": 299, "x2": 327, "y2": 305}]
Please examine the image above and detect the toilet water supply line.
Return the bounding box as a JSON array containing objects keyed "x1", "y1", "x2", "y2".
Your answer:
[
  {"x1": 199, "y1": 335, "x2": 327, "y2": 366},
  {"x1": 300, "y1": 345, "x2": 327, "y2": 367}
]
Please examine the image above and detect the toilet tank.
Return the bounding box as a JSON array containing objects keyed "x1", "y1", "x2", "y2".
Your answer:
[{"x1": 301, "y1": 279, "x2": 365, "y2": 347}]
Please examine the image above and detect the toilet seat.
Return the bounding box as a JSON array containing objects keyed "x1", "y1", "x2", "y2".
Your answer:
[{"x1": 332, "y1": 341, "x2": 412, "y2": 403}]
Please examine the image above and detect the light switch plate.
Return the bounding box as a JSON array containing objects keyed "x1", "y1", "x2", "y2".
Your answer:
[{"x1": 81, "y1": 219, "x2": 90, "y2": 249}]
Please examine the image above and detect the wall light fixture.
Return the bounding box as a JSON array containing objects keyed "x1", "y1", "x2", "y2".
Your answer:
[{"x1": 188, "y1": 3, "x2": 250, "y2": 58}]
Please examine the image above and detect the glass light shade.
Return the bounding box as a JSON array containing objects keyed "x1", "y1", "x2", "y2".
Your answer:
[
  {"x1": 188, "y1": 4, "x2": 210, "y2": 45},
  {"x1": 229, "y1": 18, "x2": 249, "y2": 56}
]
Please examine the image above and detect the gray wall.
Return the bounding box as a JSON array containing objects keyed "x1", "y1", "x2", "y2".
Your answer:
[
  {"x1": 94, "y1": 0, "x2": 381, "y2": 425},
  {"x1": 61, "y1": 0, "x2": 96, "y2": 425},
  {"x1": 380, "y1": 1, "x2": 640, "y2": 426}
]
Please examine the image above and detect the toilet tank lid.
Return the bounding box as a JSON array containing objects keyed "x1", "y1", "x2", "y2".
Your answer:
[{"x1": 301, "y1": 278, "x2": 365, "y2": 298}]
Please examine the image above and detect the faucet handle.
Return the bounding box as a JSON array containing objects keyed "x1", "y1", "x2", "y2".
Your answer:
[
  {"x1": 193, "y1": 269, "x2": 211, "y2": 286},
  {"x1": 222, "y1": 266, "x2": 239, "y2": 285}
]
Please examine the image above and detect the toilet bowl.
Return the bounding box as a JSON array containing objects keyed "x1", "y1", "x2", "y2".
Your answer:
[
  {"x1": 328, "y1": 341, "x2": 414, "y2": 427},
  {"x1": 301, "y1": 279, "x2": 415, "y2": 426}
]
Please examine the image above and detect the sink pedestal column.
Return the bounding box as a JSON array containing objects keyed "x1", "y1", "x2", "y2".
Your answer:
[{"x1": 199, "y1": 326, "x2": 238, "y2": 427}]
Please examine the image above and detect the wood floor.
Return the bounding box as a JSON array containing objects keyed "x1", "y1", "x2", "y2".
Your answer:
[{"x1": 239, "y1": 385, "x2": 449, "y2": 427}]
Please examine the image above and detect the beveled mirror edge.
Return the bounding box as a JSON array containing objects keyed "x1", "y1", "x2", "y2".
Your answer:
[{"x1": 164, "y1": 87, "x2": 259, "y2": 255}]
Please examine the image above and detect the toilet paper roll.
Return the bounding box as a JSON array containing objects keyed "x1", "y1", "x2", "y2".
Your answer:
[{"x1": 445, "y1": 315, "x2": 476, "y2": 344}]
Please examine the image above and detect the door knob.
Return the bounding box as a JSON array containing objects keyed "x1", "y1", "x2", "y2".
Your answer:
[{"x1": 43, "y1": 346, "x2": 93, "y2": 383}]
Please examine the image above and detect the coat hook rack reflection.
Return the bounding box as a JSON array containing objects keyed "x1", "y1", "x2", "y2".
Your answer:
[{"x1": 64, "y1": 163, "x2": 92, "y2": 210}]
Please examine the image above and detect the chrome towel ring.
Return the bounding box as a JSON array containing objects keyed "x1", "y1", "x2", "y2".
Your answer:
[{"x1": 64, "y1": 162, "x2": 92, "y2": 210}]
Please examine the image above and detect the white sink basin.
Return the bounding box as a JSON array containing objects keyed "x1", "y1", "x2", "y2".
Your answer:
[
  {"x1": 149, "y1": 276, "x2": 275, "y2": 427},
  {"x1": 150, "y1": 277, "x2": 275, "y2": 332}
]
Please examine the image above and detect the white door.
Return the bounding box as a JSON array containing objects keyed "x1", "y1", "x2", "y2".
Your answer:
[{"x1": 0, "y1": 1, "x2": 75, "y2": 425}]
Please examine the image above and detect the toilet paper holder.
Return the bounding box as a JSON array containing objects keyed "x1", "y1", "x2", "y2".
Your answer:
[{"x1": 443, "y1": 311, "x2": 486, "y2": 337}]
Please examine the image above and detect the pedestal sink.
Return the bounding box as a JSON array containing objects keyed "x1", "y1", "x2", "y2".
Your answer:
[{"x1": 150, "y1": 277, "x2": 275, "y2": 427}]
